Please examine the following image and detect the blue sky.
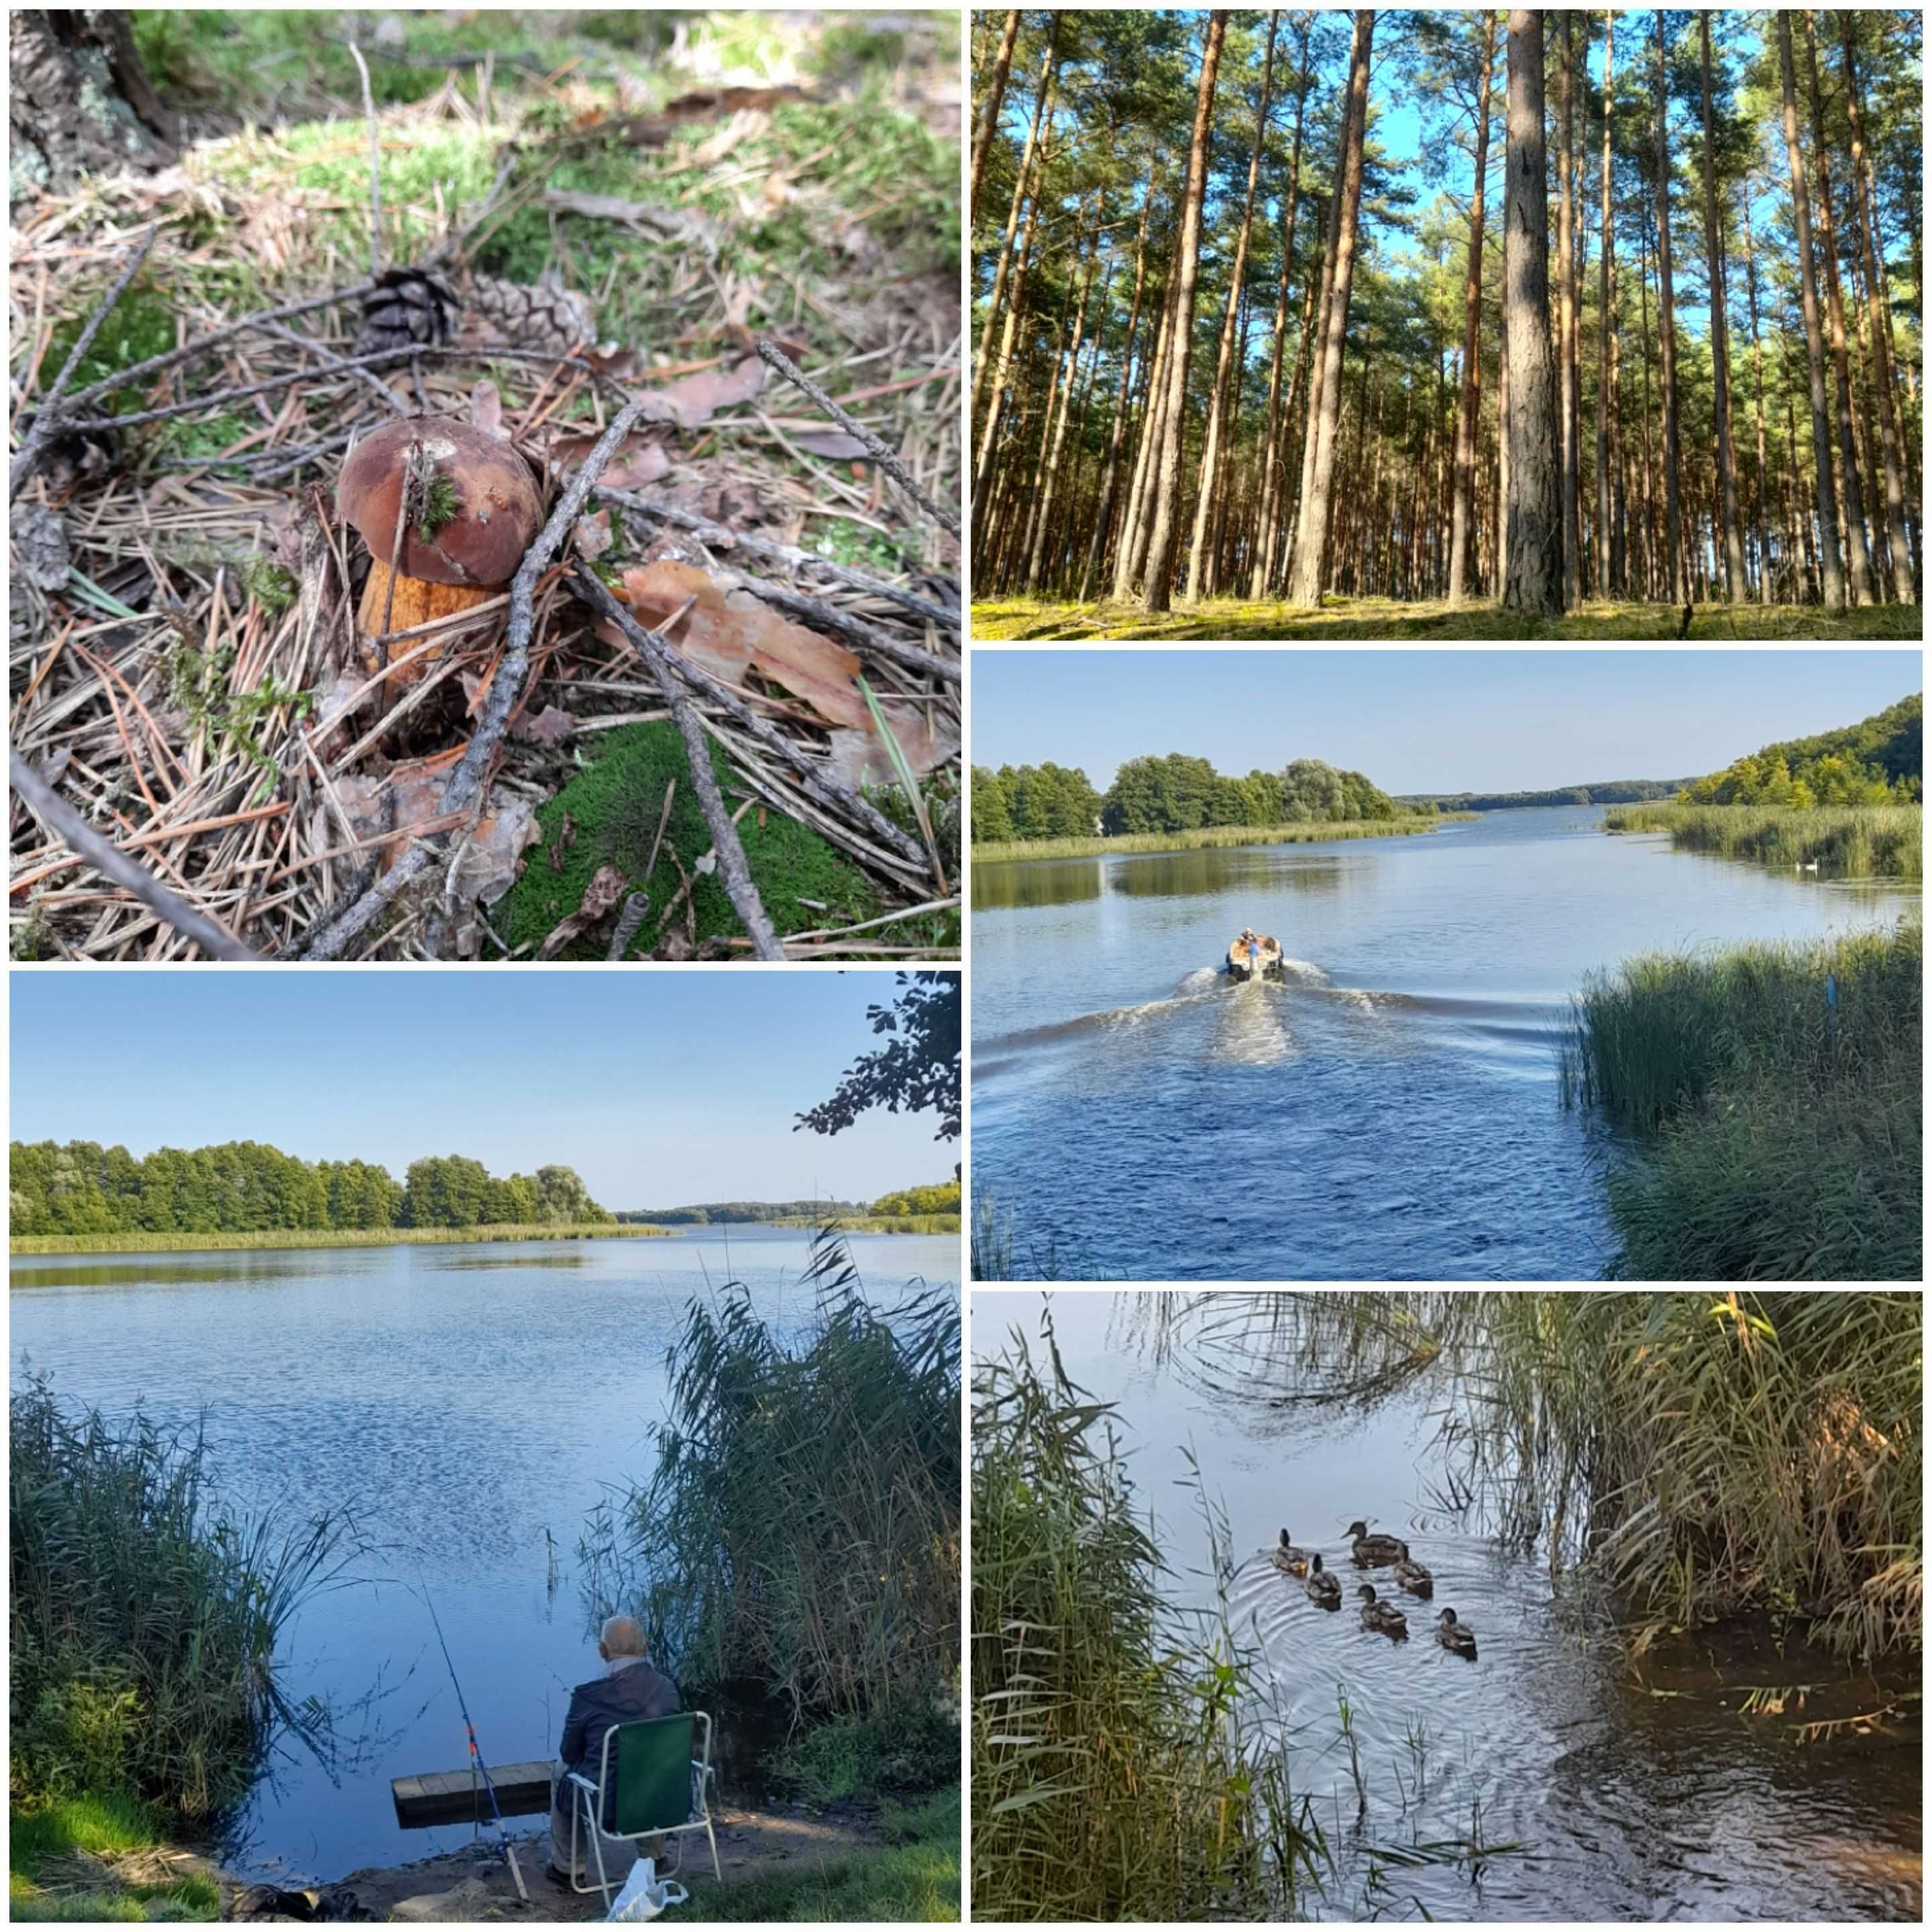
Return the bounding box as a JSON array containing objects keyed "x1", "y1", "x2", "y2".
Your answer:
[
  {"x1": 8, "y1": 973, "x2": 953, "y2": 1208},
  {"x1": 970, "y1": 650, "x2": 1922, "y2": 794}
]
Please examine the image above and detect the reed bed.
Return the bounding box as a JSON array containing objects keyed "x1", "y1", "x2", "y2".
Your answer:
[
  {"x1": 10, "y1": 1222, "x2": 668, "y2": 1255},
  {"x1": 973, "y1": 814, "x2": 1464, "y2": 864},
  {"x1": 971, "y1": 1319, "x2": 1322, "y2": 1923},
  {"x1": 9, "y1": 1379, "x2": 356, "y2": 1823},
  {"x1": 1563, "y1": 921, "x2": 1921, "y2": 1280},
  {"x1": 1605, "y1": 803, "x2": 1923, "y2": 879},
  {"x1": 582, "y1": 1231, "x2": 957, "y2": 1750}
]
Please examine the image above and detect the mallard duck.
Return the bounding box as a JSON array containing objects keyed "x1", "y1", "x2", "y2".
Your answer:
[
  {"x1": 1303, "y1": 1552, "x2": 1342, "y2": 1607},
  {"x1": 1436, "y1": 1608, "x2": 1478, "y2": 1658},
  {"x1": 1390, "y1": 1542, "x2": 1434, "y2": 1597},
  {"x1": 1356, "y1": 1584, "x2": 1408, "y2": 1638},
  {"x1": 1271, "y1": 1528, "x2": 1311, "y2": 1576},
  {"x1": 1344, "y1": 1519, "x2": 1405, "y2": 1566}
]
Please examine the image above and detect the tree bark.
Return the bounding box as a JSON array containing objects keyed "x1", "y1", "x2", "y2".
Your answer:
[
  {"x1": 1741, "y1": 190, "x2": 1774, "y2": 603},
  {"x1": 1187, "y1": 9, "x2": 1278, "y2": 604},
  {"x1": 1556, "y1": 11, "x2": 1580, "y2": 608},
  {"x1": 1447, "y1": 9, "x2": 1497, "y2": 606},
  {"x1": 1501, "y1": 9, "x2": 1562, "y2": 615},
  {"x1": 1651, "y1": 7, "x2": 1684, "y2": 605},
  {"x1": 1777, "y1": 9, "x2": 1845, "y2": 611},
  {"x1": 1287, "y1": 8, "x2": 1375, "y2": 608},
  {"x1": 9, "y1": 10, "x2": 175, "y2": 200},
  {"x1": 1026, "y1": 224, "x2": 1101, "y2": 592},
  {"x1": 1141, "y1": 11, "x2": 1226, "y2": 613},
  {"x1": 1699, "y1": 13, "x2": 1748, "y2": 600},
  {"x1": 1081, "y1": 181, "x2": 1155, "y2": 603},
  {"x1": 969, "y1": 10, "x2": 1022, "y2": 230},
  {"x1": 1594, "y1": 13, "x2": 1616, "y2": 597}
]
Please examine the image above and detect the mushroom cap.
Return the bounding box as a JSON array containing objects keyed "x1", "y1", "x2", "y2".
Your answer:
[{"x1": 337, "y1": 417, "x2": 541, "y2": 588}]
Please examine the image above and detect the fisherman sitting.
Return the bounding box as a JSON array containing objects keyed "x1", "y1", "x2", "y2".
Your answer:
[{"x1": 547, "y1": 1616, "x2": 681, "y2": 1888}]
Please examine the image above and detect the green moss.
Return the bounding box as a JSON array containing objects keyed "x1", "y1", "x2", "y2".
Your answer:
[
  {"x1": 814, "y1": 519, "x2": 904, "y2": 573},
  {"x1": 502, "y1": 722, "x2": 877, "y2": 958},
  {"x1": 157, "y1": 413, "x2": 256, "y2": 461},
  {"x1": 34, "y1": 286, "x2": 175, "y2": 412},
  {"x1": 415, "y1": 474, "x2": 462, "y2": 542}
]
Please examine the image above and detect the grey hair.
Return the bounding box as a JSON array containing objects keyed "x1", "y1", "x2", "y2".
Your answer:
[{"x1": 600, "y1": 1614, "x2": 649, "y2": 1658}]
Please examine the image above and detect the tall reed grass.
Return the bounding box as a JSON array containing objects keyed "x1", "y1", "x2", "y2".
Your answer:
[
  {"x1": 972, "y1": 1320, "x2": 1322, "y2": 1921},
  {"x1": 9, "y1": 1381, "x2": 356, "y2": 1822},
  {"x1": 582, "y1": 1232, "x2": 957, "y2": 1750},
  {"x1": 974, "y1": 815, "x2": 1465, "y2": 863},
  {"x1": 9, "y1": 1223, "x2": 667, "y2": 1256},
  {"x1": 1563, "y1": 921, "x2": 1920, "y2": 1279},
  {"x1": 1605, "y1": 802, "x2": 1923, "y2": 878}
]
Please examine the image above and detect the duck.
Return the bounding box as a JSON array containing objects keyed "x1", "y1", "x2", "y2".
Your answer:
[
  {"x1": 1390, "y1": 1542, "x2": 1434, "y2": 1597},
  {"x1": 1356, "y1": 1584, "x2": 1408, "y2": 1638},
  {"x1": 1435, "y1": 1607, "x2": 1478, "y2": 1658},
  {"x1": 1271, "y1": 1528, "x2": 1311, "y2": 1576},
  {"x1": 1344, "y1": 1519, "x2": 1405, "y2": 1566},
  {"x1": 1302, "y1": 1552, "x2": 1342, "y2": 1608}
]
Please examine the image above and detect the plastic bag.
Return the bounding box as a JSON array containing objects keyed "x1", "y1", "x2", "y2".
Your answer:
[{"x1": 606, "y1": 1856, "x2": 690, "y2": 1923}]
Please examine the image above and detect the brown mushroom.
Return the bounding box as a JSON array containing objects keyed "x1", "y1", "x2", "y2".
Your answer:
[{"x1": 336, "y1": 417, "x2": 541, "y2": 682}]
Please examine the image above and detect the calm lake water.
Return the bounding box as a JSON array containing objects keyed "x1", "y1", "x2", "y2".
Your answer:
[
  {"x1": 10, "y1": 1228, "x2": 958, "y2": 1882},
  {"x1": 976, "y1": 1291, "x2": 1923, "y2": 1923},
  {"x1": 972, "y1": 809, "x2": 1918, "y2": 1279}
]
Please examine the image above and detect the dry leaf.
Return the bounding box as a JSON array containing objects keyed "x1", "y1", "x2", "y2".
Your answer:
[
  {"x1": 545, "y1": 429, "x2": 672, "y2": 490},
  {"x1": 573, "y1": 509, "x2": 613, "y2": 563},
  {"x1": 635, "y1": 356, "x2": 767, "y2": 430},
  {"x1": 537, "y1": 863, "x2": 631, "y2": 960},
  {"x1": 334, "y1": 763, "x2": 536, "y2": 906},
  {"x1": 470, "y1": 380, "x2": 503, "y2": 439},
  {"x1": 828, "y1": 712, "x2": 960, "y2": 791},
  {"x1": 513, "y1": 705, "x2": 576, "y2": 747},
  {"x1": 788, "y1": 429, "x2": 869, "y2": 460}
]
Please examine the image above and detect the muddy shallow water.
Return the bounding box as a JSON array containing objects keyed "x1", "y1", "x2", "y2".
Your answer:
[
  {"x1": 11, "y1": 1228, "x2": 957, "y2": 1882},
  {"x1": 975, "y1": 1291, "x2": 1922, "y2": 1922}
]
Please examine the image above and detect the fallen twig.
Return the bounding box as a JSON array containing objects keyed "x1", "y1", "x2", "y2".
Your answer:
[
  {"x1": 570, "y1": 568, "x2": 782, "y2": 959},
  {"x1": 755, "y1": 337, "x2": 959, "y2": 537},
  {"x1": 9, "y1": 748, "x2": 260, "y2": 961}
]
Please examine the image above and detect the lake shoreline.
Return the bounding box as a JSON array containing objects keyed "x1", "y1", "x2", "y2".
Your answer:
[
  {"x1": 974, "y1": 814, "x2": 1472, "y2": 865},
  {"x1": 9, "y1": 1223, "x2": 671, "y2": 1258}
]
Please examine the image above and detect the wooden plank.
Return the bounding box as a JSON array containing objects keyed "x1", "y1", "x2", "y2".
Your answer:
[{"x1": 391, "y1": 1760, "x2": 556, "y2": 1828}]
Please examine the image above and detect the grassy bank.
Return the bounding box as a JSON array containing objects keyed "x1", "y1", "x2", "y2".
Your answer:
[
  {"x1": 975, "y1": 814, "x2": 1465, "y2": 863},
  {"x1": 10, "y1": 1385, "x2": 352, "y2": 1922},
  {"x1": 11, "y1": 1224, "x2": 669, "y2": 1256},
  {"x1": 1564, "y1": 922, "x2": 1921, "y2": 1281},
  {"x1": 973, "y1": 1323, "x2": 1320, "y2": 1921},
  {"x1": 765, "y1": 1213, "x2": 960, "y2": 1235},
  {"x1": 1605, "y1": 802, "x2": 1923, "y2": 879},
  {"x1": 973, "y1": 596, "x2": 1923, "y2": 642},
  {"x1": 702, "y1": 1788, "x2": 959, "y2": 1922}
]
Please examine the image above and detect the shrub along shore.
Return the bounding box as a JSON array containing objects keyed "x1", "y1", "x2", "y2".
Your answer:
[
  {"x1": 975, "y1": 814, "x2": 1469, "y2": 864},
  {"x1": 10, "y1": 1223, "x2": 668, "y2": 1256},
  {"x1": 1605, "y1": 802, "x2": 1923, "y2": 878},
  {"x1": 1565, "y1": 920, "x2": 1921, "y2": 1281}
]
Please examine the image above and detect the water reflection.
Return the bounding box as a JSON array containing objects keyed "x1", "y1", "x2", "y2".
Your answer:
[{"x1": 971, "y1": 843, "x2": 1350, "y2": 911}]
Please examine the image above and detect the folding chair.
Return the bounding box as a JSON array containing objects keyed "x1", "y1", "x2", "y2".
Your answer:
[{"x1": 565, "y1": 1710, "x2": 720, "y2": 1907}]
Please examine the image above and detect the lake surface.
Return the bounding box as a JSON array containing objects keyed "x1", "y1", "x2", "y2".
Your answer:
[
  {"x1": 971, "y1": 810, "x2": 1918, "y2": 1279},
  {"x1": 10, "y1": 1228, "x2": 958, "y2": 1882},
  {"x1": 975, "y1": 1291, "x2": 1923, "y2": 1923}
]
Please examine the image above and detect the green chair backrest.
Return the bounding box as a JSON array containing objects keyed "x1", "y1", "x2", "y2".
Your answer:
[{"x1": 609, "y1": 1714, "x2": 696, "y2": 1837}]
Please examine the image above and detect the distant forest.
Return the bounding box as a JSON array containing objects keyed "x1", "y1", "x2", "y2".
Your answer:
[
  {"x1": 9, "y1": 1140, "x2": 610, "y2": 1237},
  {"x1": 1398, "y1": 777, "x2": 1690, "y2": 809},
  {"x1": 619, "y1": 1180, "x2": 961, "y2": 1223},
  {"x1": 1678, "y1": 689, "x2": 1921, "y2": 802},
  {"x1": 973, "y1": 753, "x2": 1404, "y2": 841}
]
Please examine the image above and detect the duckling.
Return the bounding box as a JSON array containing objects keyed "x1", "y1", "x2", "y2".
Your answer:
[
  {"x1": 1344, "y1": 1518, "x2": 1405, "y2": 1566},
  {"x1": 1356, "y1": 1584, "x2": 1408, "y2": 1639},
  {"x1": 1390, "y1": 1541, "x2": 1434, "y2": 1597},
  {"x1": 1435, "y1": 1608, "x2": 1478, "y2": 1658},
  {"x1": 1302, "y1": 1552, "x2": 1342, "y2": 1608},
  {"x1": 1271, "y1": 1528, "x2": 1311, "y2": 1576}
]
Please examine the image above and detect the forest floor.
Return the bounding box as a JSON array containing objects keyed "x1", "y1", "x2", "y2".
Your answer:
[
  {"x1": 10, "y1": 11, "x2": 961, "y2": 962},
  {"x1": 972, "y1": 595, "x2": 1924, "y2": 642}
]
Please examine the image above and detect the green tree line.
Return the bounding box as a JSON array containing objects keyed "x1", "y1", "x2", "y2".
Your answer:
[
  {"x1": 1679, "y1": 692, "x2": 1922, "y2": 804},
  {"x1": 973, "y1": 753, "x2": 1405, "y2": 843},
  {"x1": 9, "y1": 1139, "x2": 611, "y2": 1236}
]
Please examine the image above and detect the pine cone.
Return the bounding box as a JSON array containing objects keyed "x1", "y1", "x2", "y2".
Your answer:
[
  {"x1": 457, "y1": 272, "x2": 595, "y2": 356},
  {"x1": 353, "y1": 267, "x2": 458, "y2": 356}
]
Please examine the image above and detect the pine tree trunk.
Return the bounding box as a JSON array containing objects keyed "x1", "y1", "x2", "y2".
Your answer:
[
  {"x1": 1081, "y1": 184, "x2": 1155, "y2": 603},
  {"x1": 1699, "y1": 14, "x2": 1748, "y2": 600},
  {"x1": 1777, "y1": 9, "x2": 1845, "y2": 611},
  {"x1": 1741, "y1": 193, "x2": 1774, "y2": 604},
  {"x1": 1026, "y1": 231, "x2": 1101, "y2": 592},
  {"x1": 1287, "y1": 8, "x2": 1375, "y2": 608},
  {"x1": 1447, "y1": 9, "x2": 1497, "y2": 606},
  {"x1": 1141, "y1": 11, "x2": 1226, "y2": 614},
  {"x1": 1187, "y1": 10, "x2": 1278, "y2": 604},
  {"x1": 1556, "y1": 11, "x2": 1580, "y2": 608},
  {"x1": 1652, "y1": 9, "x2": 1685, "y2": 606},
  {"x1": 9, "y1": 10, "x2": 175, "y2": 198},
  {"x1": 969, "y1": 11, "x2": 1022, "y2": 229},
  {"x1": 1116, "y1": 260, "x2": 1181, "y2": 599},
  {"x1": 973, "y1": 183, "x2": 1044, "y2": 551},
  {"x1": 1501, "y1": 9, "x2": 1562, "y2": 616},
  {"x1": 1595, "y1": 14, "x2": 1616, "y2": 597}
]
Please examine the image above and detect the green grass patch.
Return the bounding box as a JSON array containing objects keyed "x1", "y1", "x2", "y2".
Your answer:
[
  {"x1": 502, "y1": 722, "x2": 879, "y2": 958},
  {"x1": 767, "y1": 1707, "x2": 960, "y2": 1805},
  {"x1": 1605, "y1": 803, "x2": 1923, "y2": 879},
  {"x1": 11, "y1": 1224, "x2": 667, "y2": 1256},
  {"x1": 972, "y1": 596, "x2": 1926, "y2": 643},
  {"x1": 700, "y1": 1786, "x2": 959, "y2": 1922},
  {"x1": 1564, "y1": 922, "x2": 1922, "y2": 1281},
  {"x1": 9, "y1": 1792, "x2": 220, "y2": 1923},
  {"x1": 974, "y1": 814, "x2": 1466, "y2": 863}
]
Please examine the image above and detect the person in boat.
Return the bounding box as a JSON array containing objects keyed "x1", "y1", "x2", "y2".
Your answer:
[
  {"x1": 547, "y1": 1615, "x2": 681, "y2": 1887},
  {"x1": 1240, "y1": 928, "x2": 1263, "y2": 972}
]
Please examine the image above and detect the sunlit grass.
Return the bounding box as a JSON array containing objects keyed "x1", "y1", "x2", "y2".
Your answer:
[
  {"x1": 975, "y1": 814, "x2": 1465, "y2": 862},
  {"x1": 1606, "y1": 802, "x2": 1923, "y2": 879}
]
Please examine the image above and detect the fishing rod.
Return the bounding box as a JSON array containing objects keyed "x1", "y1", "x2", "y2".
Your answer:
[{"x1": 420, "y1": 1580, "x2": 529, "y2": 1903}]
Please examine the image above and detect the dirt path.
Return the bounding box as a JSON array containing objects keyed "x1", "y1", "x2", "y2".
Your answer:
[{"x1": 305, "y1": 1798, "x2": 881, "y2": 1921}]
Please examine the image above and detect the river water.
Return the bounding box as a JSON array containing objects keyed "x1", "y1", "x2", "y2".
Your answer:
[
  {"x1": 9, "y1": 1227, "x2": 957, "y2": 1882},
  {"x1": 975, "y1": 1291, "x2": 1923, "y2": 1922},
  {"x1": 971, "y1": 808, "x2": 1917, "y2": 1279}
]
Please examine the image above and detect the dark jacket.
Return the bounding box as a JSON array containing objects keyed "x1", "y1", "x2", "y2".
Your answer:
[{"x1": 559, "y1": 1659, "x2": 682, "y2": 1809}]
